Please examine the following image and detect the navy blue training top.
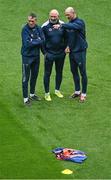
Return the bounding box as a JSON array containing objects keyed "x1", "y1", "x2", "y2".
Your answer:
[
  {"x1": 42, "y1": 20, "x2": 67, "y2": 55},
  {"x1": 21, "y1": 24, "x2": 44, "y2": 57},
  {"x1": 62, "y1": 17, "x2": 88, "y2": 53}
]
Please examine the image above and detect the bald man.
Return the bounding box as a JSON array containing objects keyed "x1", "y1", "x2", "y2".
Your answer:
[
  {"x1": 53, "y1": 7, "x2": 88, "y2": 102},
  {"x1": 42, "y1": 9, "x2": 67, "y2": 101}
]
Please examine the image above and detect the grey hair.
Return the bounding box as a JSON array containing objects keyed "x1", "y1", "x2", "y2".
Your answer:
[{"x1": 49, "y1": 9, "x2": 59, "y2": 16}]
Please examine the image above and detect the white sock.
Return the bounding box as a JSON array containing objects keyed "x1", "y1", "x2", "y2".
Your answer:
[
  {"x1": 55, "y1": 89, "x2": 59, "y2": 93},
  {"x1": 45, "y1": 92, "x2": 50, "y2": 96},
  {"x1": 24, "y1": 97, "x2": 28, "y2": 103},
  {"x1": 30, "y1": 93, "x2": 34, "y2": 97},
  {"x1": 81, "y1": 93, "x2": 86, "y2": 97},
  {"x1": 75, "y1": 90, "x2": 81, "y2": 95}
]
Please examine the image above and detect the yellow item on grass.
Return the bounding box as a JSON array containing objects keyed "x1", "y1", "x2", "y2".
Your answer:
[{"x1": 61, "y1": 169, "x2": 73, "y2": 175}]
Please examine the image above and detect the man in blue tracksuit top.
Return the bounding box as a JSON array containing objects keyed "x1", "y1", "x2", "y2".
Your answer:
[
  {"x1": 53, "y1": 7, "x2": 88, "y2": 102},
  {"x1": 42, "y1": 9, "x2": 67, "y2": 101},
  {"x1": 21, "y1": 13, "x2": 44, "y2": 105}
]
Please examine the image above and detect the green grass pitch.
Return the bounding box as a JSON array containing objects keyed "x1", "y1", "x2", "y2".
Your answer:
[{"x1": 0, "y1": 0, "x2": 111, "y2": 179}]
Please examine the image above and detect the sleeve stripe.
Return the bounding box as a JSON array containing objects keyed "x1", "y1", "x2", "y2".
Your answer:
[{"x1": 41, "y1": 20, "x2": 49, "y2": 27}]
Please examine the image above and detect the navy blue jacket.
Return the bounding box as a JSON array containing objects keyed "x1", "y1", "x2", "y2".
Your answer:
[
  {"x1": 42, "y1": 20, "x2": 67, "y2": 55},
  {"x1": 21, "y1": 24, "x2": 44, "y2": 57},
  {"x1": 62, "y1": 17, "x2": 88, "y2": 53}
]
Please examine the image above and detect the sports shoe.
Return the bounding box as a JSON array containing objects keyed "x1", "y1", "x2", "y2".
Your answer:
[
  {"x1": 45, "y1": 93, "x2": 52, "y2": 101},
  {"x1": 69, "y1": 93, "x2": 81, "y2": 99},
  {"x1": 24, "y1": 99, "x2": 31, "y2": 106},
  {"x1": 55, "y1": 90, "x2": 63, "y2": 98},
  {"x1": 79, "y1": 95, "x2": 86, "y2": 102},
  {"x1": 29, "y1": 95, "x2": 41, "y2": 101}
]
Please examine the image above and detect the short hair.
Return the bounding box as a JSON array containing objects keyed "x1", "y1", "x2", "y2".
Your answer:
[
  {"x1": 65, "y1": 7, "x2": 76, "y2": 14},
  {"x1": 49, "y1": 9, "x2": 59, "y2": 16},
  {"x1": 28, "y1": 12, "x2": 37, "y2": 19}
]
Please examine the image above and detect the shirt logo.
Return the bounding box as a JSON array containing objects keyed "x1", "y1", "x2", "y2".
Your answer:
[{"x1": 49, "y1": 28, "x2": 52, "y2": 31}]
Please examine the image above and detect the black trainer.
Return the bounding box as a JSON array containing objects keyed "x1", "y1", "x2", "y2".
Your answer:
[
  {"x1": 24, "y1": 99, "x2": 31, "y2": 106},
  {"x1": 69, "y1": 93, "x2": 81, "y2": 99},
  {"x1": 29, "y1": 95, "x2": 41, "y2": 101}
]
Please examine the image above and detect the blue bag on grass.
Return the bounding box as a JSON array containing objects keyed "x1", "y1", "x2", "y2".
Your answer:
[{"x1": 52, "y1": 147, "x2": 87, "y2": 163}]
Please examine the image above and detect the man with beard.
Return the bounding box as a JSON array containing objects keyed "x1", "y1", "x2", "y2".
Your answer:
[{"x1": 42, "y1": 9, "x2": 67, "y2": 101}]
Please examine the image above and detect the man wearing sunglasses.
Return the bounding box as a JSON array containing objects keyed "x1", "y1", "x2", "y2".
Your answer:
[{"x1": 21, "y1": 13, "x2": 44, "y2": 106}]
